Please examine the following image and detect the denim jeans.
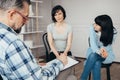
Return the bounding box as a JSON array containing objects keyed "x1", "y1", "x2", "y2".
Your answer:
[{"x1": 80, "y1": 53, "x2": 105, "y2": 80}]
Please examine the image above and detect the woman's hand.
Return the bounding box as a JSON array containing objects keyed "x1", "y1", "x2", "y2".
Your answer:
[
  {"x1": 57, "y1": 54, "x2": 68, "y2": 66},
  {"x1": 100, "y1": 48, "x2": 108, "y2": 58},
  {"x1": 62, "y1": 52, "x2": 67, "y2": 56}
]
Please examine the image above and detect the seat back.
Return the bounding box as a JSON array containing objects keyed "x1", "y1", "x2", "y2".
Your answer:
[
  {"x1": 0, "y1": 75, "x2": 3, "y2": 80},
  {"x1": 42, "y1": 33, "x2": 50, "y2": 62}
]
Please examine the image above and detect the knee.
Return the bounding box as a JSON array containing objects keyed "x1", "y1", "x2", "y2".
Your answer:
[{"x1": 88, "y1": 53, "x2": 98, "y2": 59}]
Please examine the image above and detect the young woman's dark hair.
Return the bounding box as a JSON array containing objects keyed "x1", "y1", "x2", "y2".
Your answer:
[
  {"x1": 51, "y1": 5, "x2": 66, "y2": 22},
  {"x1": 95, "y1": 15, "x2": 116, "y2": 46}
]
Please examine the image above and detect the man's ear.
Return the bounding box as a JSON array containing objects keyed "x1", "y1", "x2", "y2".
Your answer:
[{"x1": 7, "y1": 10, "x2": 16, "y2": 21}]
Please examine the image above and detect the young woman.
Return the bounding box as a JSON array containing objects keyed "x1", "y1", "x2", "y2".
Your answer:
[
  {"x1": 80, "y1": 15, "x2": 117, "y2": 80},
  {"x1": 47, "y1": 5, "x2": 73, "y2": 62}
]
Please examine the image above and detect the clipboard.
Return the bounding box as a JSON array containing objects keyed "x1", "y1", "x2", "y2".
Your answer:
[
  {"x1": 41, "y1": 56, "x2": 79, "y2": 71},
  {"x1": 42, "y1": 56, "x2": 79, "y2": 71},
  {"x1": 62, "y1": 56, "x2": 79, "y2": 70}
]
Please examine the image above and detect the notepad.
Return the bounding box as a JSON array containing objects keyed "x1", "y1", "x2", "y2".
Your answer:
[
  {"x1": 63, "y1": 56, "x2": 79, "y2": 70},
  {"x1": 42, "y1": 56, "x2": 79, "y2": 70},
  {"x1": 41, "y1": 56, "x2": 79, "y2": 71}
]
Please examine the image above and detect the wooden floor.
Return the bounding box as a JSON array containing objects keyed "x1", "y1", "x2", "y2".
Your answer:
[
  {"x1": 40, "y1": 56, "x2": 120, "y2": 80},
  {"x1": 73, "y1": 57, "x2": 120, "y2": 80}
]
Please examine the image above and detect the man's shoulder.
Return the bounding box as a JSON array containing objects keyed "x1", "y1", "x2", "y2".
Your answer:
[{"x1": 0, "y1": 29, "x2": 18, "y2": 43}]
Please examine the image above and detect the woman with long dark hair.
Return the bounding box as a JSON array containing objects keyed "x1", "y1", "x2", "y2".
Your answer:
[{"x1": 80, "y1": 15, "x2": 117, "y2": 80}]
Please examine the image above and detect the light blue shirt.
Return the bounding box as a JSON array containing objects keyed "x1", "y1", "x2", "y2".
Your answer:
[
  {"x1": 86, "y1": 26, "x2": 116, "y2": 63},
  {"x1": 47, "y1": 23, "x2": 72, "y2": 51}
]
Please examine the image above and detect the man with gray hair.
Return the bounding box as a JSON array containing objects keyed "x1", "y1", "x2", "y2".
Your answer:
[{"x1": 0, "y1": 0, "x2": 67, "y2": 80}]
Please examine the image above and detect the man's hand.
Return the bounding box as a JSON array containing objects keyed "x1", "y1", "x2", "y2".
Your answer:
[
  {"x1": 38, "y1": 63, "x2": 46, "y2": 66},
  {"x1": 100, "y1": 48, "x2": 108, "y2": 58},
  {"x1": 57, "y1": 54, "x2": 68, "y2": 66}
]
